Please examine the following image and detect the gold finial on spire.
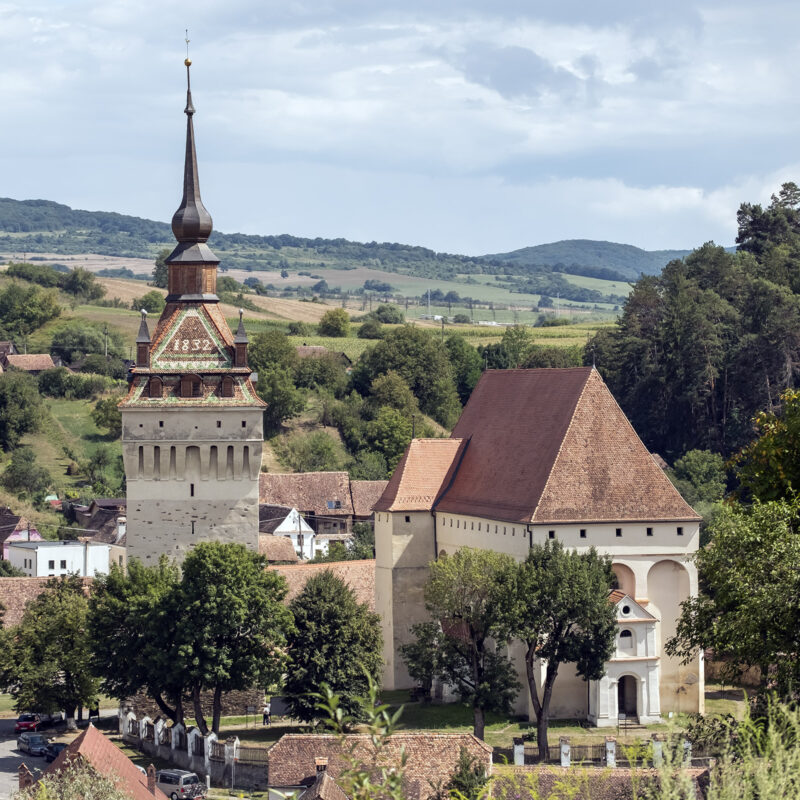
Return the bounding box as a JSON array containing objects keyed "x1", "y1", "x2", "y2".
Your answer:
[{"x1": 184, "y1": 29, "x2": 191, "y2": 67}]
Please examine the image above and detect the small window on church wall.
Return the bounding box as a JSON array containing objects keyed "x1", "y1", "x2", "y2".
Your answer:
[
  {"x1": 616, "y1": 528, "x2": 622, "y2": 537},
  {"x1": 580, "y1": 529, "x2": 587, "y2": 538},
  {"x1": 159, "y1": 420, "x2": 164, "y2": 428},
  {"x1": 619, "y1": 629, "x2": 634, "y2": 649},
  {"x1": 677, "y1": 526, "x2": 684, "y2": 536},
  {"x1": 405, "y1": 515, "x2": 410, "y2": 523},
  {"x1": 471, "y1": 522, "x2": 474, "y2": 530},
  {"x1": 548, "y1": 530, "x2": 555, "y2": 539},
  {"x1": 217, "y1": 420, "x2": 221, "y2": 428},
  {"x1": 190, "y1": 483, "x2": 195, "y2": 497},
  {"x1": 242, "y1": 420, "x2": 246, "y2": 428},
  {"x1": 646, "y1": 527, "x2": 653, "y2": 536}
]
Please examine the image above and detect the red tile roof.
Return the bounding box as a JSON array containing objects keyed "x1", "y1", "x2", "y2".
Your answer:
[
  {"x1": 4, "y1": 353, "x2": 55, "y2": 372},
  {"x1": 0, "y1": 577, "x2": 92, "y2": 628},
  {"x1": 299, "y1": 771, "x2": 350, "y2": 800},
  {"x1": 260, "y1": 472, "x2": 354, "y2": 516},
  {"x1": 350, "y1": 481, "x2": 389, "y2": 518},
  {"x1": 41, "y1": 723, "x2": 168, "y2": 800},
  {"x1": 268, "y1": 733, "x2": 491, "y2": 800},
  {"x1": 374, "y1": 439, "x2": 466, "y2": 512},
  {"x1": 268, "y1": 560, "x2": 375, "y2": 609},
  {"x1": 432, "y1": 368, "x2": 699, "y2": 523},
  {"x1": 259, "y1": 534, "x2": 300, "y2": 563}
]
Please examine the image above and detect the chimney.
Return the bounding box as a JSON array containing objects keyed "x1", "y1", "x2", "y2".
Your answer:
[
  {"x1": 315, "y1": 757, "x2": 328, "y2": 773},
  {"x1": 18, "y1": 764, "x2": 34, "y2": 790},
  {"x1": 147, "y1": 764, "x2": 156, "y2": 794},
  {"x1": 116, "y1": 516, "x2": 127, "y2": 544}
]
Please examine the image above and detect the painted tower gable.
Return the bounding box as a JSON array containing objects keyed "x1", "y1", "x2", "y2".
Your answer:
[{"x1": 122, "y1": 61, "x2": 264, "y2": 565}]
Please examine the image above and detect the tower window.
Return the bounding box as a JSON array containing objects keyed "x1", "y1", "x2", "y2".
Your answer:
[
  {"x1": 242, "y1": 420, "x2": 246, "y2": 428},
  {"x1": 548, "y1": 530, "x2": 555, "y2": 539},
  {"x1": 159, "y1": 420, "x2": 164, "y2": 428},
  {"x1": 149, "y1": 376, "x2": 163, "y2": 399},
  {"x1": 191, "y1": 521, "x2": 195, "y2": 535},
  {"x1": 405, "y1": 515, "x2": 410, "y2": 523},
  {"x1": 677, "y1": 526, "x2": 684, "y2": 536},
  {"x1": 221, "y1": 376, "x2": 235, "y2": 398},
  {"x1": 646, "y1": 527, "x2": 653, "y2": 537},
  {"x1": 580, "y1": 529, "x2": 587, "y2": 538},
  {"x1": 217, "y1": 420, "x2": 221, "y2": 428},
  {"x1": 616, "y1": 528, "x2": 622, "y2": 537},
  {"x1": 190, "y1": 483, "x2": 195, "y2": 497}
]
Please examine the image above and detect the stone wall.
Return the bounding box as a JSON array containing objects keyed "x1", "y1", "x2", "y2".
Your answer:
[{"x1": 126, "y1": 688, "x2": 265, "y2": 719}]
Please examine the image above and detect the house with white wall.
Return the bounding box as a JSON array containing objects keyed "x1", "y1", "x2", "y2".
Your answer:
[
  {"x1": 8, "y1": 540, "x2": 111, "y2": 577},
  {"x1": 374, "y1": 367, "x2": 703, "y2": 725}
]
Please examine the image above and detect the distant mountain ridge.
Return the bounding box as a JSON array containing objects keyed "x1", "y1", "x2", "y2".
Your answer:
[
  {"x1": 485, "y1": 239, "x2": 696, "y2": 281},
  {"x1": 0, "y1": 197, "x2": 704, "y2": 287}
]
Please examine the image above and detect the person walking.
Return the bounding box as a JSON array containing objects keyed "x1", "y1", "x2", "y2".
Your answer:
[{"x1": 262, "y1": 703, "x2": 269, "y2": 726}]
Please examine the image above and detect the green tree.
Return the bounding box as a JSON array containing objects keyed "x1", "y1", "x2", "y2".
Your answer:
[
  {"x1": 91, "y1": 396, "x2": 122, "y2": 438},
  {"x1": 666, "y1": 500, "x2": 800, "y2": 696},
  {"x1": 1, "y1": 447, "x2": 51, "y2": 497},
  {"x1": 0, "y1": 283, "x2": 61, "y2": 336},
  {"x1": 89, "y1": 558, "x2": 188, "y2": 723},
  {"x1": 349, "y1": 449, "x2": 388, "y2": 480},
  {"x1": 522, "y1": 344, "x2": 583, "y2": 369},
  {"x1": 399, "y1": 621, "x2": 440, "y2": 696},
  {"x1": 370, "y1": 304, "x2": 404, "y2": 324},
  {"x1": 14, "y1": 758, "x2": 132, "y2": 800},
  {"x1": 367, "y1": 406, "x2": 412, "y2": 470},
  {"x1": 179, "y1": 542, "x2": 293, "y2": 734},
  {"x1": 0, "y1": 371, "x2": 44, "y2": 450},
  {"x1": 294, "y1": 353, "x2": 348, "y2": 397},
  {"x1": 501, "y1": 325, "x2": 533, "y2": 368},
  {"x1": 445, "y1": 334, "x2": 482, "y2": 404},
  {"x1": 357, "y1": 318, "x2": 384, "y2": 339},
  {"x1": 403, "y1": 548, "x2": 519, "y2": 739},
  {"x1": 350, "y1": 522, "x2": 376, "y2": 560},
  {"x1": 367, "y1": 371, "x2": 419, "y2": 418},
  {"x1": 249, "y1": 329, "x2": 297, "y2": 372},
  {"x1": 151, "y1": 247, "x2": 170, "y2": 288},
  {"x1": 275, "y1": 430, "x2": 346, "y2": 473},
  {"x1": 288, "y1": 321, "x2": 312, "y2": 336},
  {"x1": 50, "y1": 322, "x2": 125, "y2": 364},
  {"x1": 258, "y1": 366, "x2": 305, "y2": 433},
  {"x1": 509, "y1": 540, "x2": 617, "y2": 760},
  {"x1": 6, "y1": 576, "x2": 100, "y2": 728},
  {"x1": 318, "y1": 307, "x2": 351, "y2": 337},
  {"x1": 61, "y1": 268, "x2": 105, "y2": 301},
  {"x1": 440, "y1": 747, "x2": 489, "y2": 800},
  {"x1": 283, "y1": 570, "x2": 382, "y2": 723},
  {"x1": 669, "y1": 449, "x2": 727, "y2": 506},
  {"x1": 0, "y1": 560, "x2": 25, "y2": 577},
  {"x1": 135, "y1": 290, "x2": 166, "y2": 315}
]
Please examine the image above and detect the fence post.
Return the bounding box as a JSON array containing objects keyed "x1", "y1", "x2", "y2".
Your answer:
[
  {"x1": 154, "y1": 719, "x2": 164, "y2": 746},
  {"x1": 682, "y1": 739, "x2": 692, "y2": 766},
  {"x1": 225, "y1": 737, "x2": 239, "y2": 790},
  {"x1": 171, "y1": 722, "x2": 185, "y2": 751},
  {"x1": 124, "y1": 710, "x2": 137, "y2": 739},
  {"x1": 652, "y1": 734, "x2": 664, "y2": 767},
  {"x1": 605, "y1": 737, "x2": 616, "y2": 768},
  {"x1": 513, "y1": 738, "x2": 524, "y2": 766},
  {"x1": 118, "y1": 707, "x2": 125, "y2": 736},
  {"x1": 138, "y1": 716, "x2": 152, "y2": 742},
  {"x1": 559, "y1": 737, "x2": 571, "y2": 768},
  {"x1": 205, "y1": 732, "x2": 216, "y2": 771}
]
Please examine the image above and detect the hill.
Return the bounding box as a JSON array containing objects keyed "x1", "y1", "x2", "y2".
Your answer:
[{"x1": 484, "y1": 239, "x2": 695, "y2": 281}]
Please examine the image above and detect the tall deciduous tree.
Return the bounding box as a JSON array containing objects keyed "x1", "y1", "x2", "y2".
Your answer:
[
  {"x1": 0, "y1": 371, "x2": 44, "y2": 450},
  {"x1": 509, "y1": 541, "x2": 617, "y2": 760},
  {"x1": 151, "y1": 247, "x2": 170, "y2": 288},
  {"x1": 318, "y1": 308, "x2": 351, "y2": 337},
  {"x1": 666, "y1": 500, "x2": 800, "y2": 697},
  {"x1": 249, "y1": 329, "x2": 297, "y2": 372},
  {"x1": 258, "y1": 366, "x2": 305, "y2": 433},
  {"x1": 89, "y1": 558, "x2": 188, "y2": 724},
  {"x1": 178, "y1": 542, "x2": 293, "y2": 734},
  {"x1": 283, "y1": 570, "x2": 382, "y2": 723},
  {"x1": 403, "y1": 548, "x2": 519, "y2": 740},
  {"x1": 445, "y1": 334, "x2": 482, "y2": 404},
  {"x1": 7, "y1": 576, "x2": 99, "y2": 729}
]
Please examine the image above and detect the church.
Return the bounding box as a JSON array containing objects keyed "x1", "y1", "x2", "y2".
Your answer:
[
  {"x1": 121, "y1": 60, "x2": 265, "y2": 564},
  {"x1": 374, "y1": 367, "x2": 703, "y2": 724}
]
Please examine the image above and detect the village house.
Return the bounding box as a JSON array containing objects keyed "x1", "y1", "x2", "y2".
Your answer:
[
  {"x1": 259, "y1": 504, "x2": 315, "y2": 558},
  {"x1": 19, "y1": 723, "x2": 167, "y2": 800},
  {"x1": 0, "y1": 507, "x2": 42, "y2": 560},
  {"x1": 266, "y1": 732, "x2": 491, "y2": 800},
  {"x1": 2, "y1": 353, "x2": 56, "y2": 375},
  {"x1": 8, "y1": 540, "x2": 112, "y2": 578},
  {"x1": 295, "y1": 345, "x2": 352, "y2": 369},
  {"x1": 375, "y1": 367, "x2": 703, "y2": 725}
]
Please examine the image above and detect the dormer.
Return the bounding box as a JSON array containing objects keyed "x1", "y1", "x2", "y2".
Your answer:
[{"x1": 609, "y1": 591, "x2": 657, "y2": 660}]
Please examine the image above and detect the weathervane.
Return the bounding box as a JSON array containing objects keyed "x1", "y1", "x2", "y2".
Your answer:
[{"x1": 185, "y1": 29, "x2": 191, "y2": 64}]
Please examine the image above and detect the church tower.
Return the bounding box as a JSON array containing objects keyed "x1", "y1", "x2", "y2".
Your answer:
[{"x1": 121, "y1": 59, "x2": 265, "y2": 564}]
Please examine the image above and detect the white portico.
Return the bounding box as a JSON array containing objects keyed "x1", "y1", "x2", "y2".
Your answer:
[{"x1": 589, "y1": 592, "x2": 660, "y2": 726}]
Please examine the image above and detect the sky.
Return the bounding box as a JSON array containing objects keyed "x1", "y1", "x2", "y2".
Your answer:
[{"x1": 1, "y1": 1, "x2": 798, "y2": 255}]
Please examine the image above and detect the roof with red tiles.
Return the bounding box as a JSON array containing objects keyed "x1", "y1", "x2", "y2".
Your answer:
[
  {"x1": 268, "y1": 733, "x2": 491, "y2": 800},
  {"x1": 259, "y1": 534, "x2": 300, "y2": 563},
  {"x1": 299, "y1": 771, "x2": 350, "y2": 800},
  {"x1": 268, "y1": 560, "x2": 375, "y2": 609},
  {"x1": 260, "y1": 472, "x2": 354, "y2": 516},
  {"x1": 350, "y1": 480, "x2": 389, "y2": 518},
  {"x1": 4, "y1": 353, "x2": 56, "y2": 372},
  {"x1": 0, "y1": 577, "x2": 92, "y2": 628},
  {"x1": 41, "y1": 723, "x2": 168, "y2": 800},
  {"x1": 432, "y1": 368, "x2": 700, "y2": 524},
  {"x1": 374, "y1": 439, "x2": 466, "y2": 512}
]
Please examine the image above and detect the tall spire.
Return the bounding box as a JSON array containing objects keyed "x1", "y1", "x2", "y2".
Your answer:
[{"x1": 170, "y1": 56, "x2": 213, "y2": 244}]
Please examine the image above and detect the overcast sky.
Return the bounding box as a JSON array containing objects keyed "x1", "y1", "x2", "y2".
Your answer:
[{"x1": 1, "y1": 1, "x2": 797, "y2": 255}]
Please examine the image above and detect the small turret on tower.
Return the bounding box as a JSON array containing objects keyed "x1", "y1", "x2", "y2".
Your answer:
[
  {"x1": 136, "y1": 309, "x2": 151, "y2": 367},
  {"x1": 233, "y1": 309, "x2": 249, "y2": 367}
]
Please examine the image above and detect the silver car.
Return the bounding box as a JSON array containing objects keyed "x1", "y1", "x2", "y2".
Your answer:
[
  {"x1": 17, "y1": 732, "x2": 48, "y2": 756},
  {"x1": 155, "y1": 769, "x2": 204, "y2": 799}
]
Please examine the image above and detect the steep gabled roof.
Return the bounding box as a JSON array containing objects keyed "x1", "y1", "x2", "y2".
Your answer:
[
  {"x1": 299, "y1": 771, "x2": 350, "y2": 800},
  {"x1": 350, "y1": 480, "x2": 389, "y2": 517},
  {"x1": 374, "y1": 439, "x2": 465, "y2": 512},
  {"x1": 259, "y1": 472, "x2": 354, "y2": 516},
  {"x1": 268, "y1": 560, "x2": 375, "y2": 609},
  {"x1": 435, "y1": 368, "x2": 699, "y2": 524},
  {"x1": 268, "y1": 733, "x2": 491, "y2": 800},
  {"x1": 42, "y1": 723, "x2": 167, "y2": 800},
  {"x1": 259, "y1": 534, "x2": 300, "y2": 563},
  {"x1": 4, "y1": 353, "x2": 55, "y2": 372}
]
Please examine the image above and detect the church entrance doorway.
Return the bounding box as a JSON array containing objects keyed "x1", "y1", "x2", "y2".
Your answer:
[{"x1": 618, "y1": 675, "x2": 638, "y2": 720}]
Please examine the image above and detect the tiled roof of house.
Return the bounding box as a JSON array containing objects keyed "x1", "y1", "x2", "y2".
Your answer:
[
  {"x1": 268, "y1": 733, "x2": 491, "y2": 800},
  {"x1": 492, "y1": 766, "x2": 709, "y2": 799},
  {"x1": 260, "y1": 472, "x2": 354, "y2": 516},
  {"x1": 350, "y1": 481, "x2": 389, "y2": 518},
  {"x1": 608, "y1": 589, "x2": 626, "y2": 604},
  {"x1": 4, "y1": 353, "x2": 55, "y2": 372},
  {"x1": 295, "y1": 346, "x2": 352, "y2": 365},
  {"x1": 42, "y1": 723, "x2": 168, "y2": 800},
  {"x1": 90, "y1": 498, "x2": 127, "y2": 511},
  {"x1": 434, "y1": 368, "x2": 700, "y2": 524},
  {"x1": 374, "y1": 439, "x2": 466, "y2": 512},
  {"x1": 0, "y1": 577, "x2": 92, "y2": 628},
  {"x1": 259, "y1": 504, "x2": 295, "y2": 534},
  {"x1": 299, "y1": 771, "x2": 350, "y2": 800},
  {"x1": 259, "y1": 534, "x2": 300, "y2": 563},
  {"x1": 268, "y1": 560, "x2": 375, "y2": 609},
  {"x1": 81, "y1": 508, "x2": 125, "y2": 545}
]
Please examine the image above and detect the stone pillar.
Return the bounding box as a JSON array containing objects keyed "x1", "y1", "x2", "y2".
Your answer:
[
  {"x1": 205, "y1": 731, "x2": 216, "y2": 770},
  {"x1": 605, "y1": 737, "x2": 616, "y2": 768},
  {"x1": 559, "y1": 737, "x2": 571, "y2": 768},
  {"x1": 172, "y1": 722, "x2": 185, "y2": 751},
  {"x1": 513, "y1": 738, "x2": 524, "y2": 766},
  {"x1": 118, "y1": 707, "x2": 125, "y2": 735},
  {"x1": 139, "y1": 715, "x2": 152, "y2": 741},
  {"x1": 154, "y1": 718, "x2": 164, "y2": 745}
]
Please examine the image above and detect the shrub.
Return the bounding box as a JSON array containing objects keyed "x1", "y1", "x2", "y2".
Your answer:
[{"x1": 318, "y1": 308, "x2": 351, "y2": 337}]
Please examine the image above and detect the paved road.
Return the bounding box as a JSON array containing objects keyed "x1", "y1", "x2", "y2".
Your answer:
[{"x1": 0, "y1": 716, "x2": 39, "y2": 799}]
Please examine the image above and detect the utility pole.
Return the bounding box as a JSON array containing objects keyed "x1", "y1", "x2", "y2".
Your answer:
[
  {"x1": 103, "y1": 324, "x2": 109, "y2": 359},
  {"x1": 427, "y1": 289, "x2": 431, "y2": 317},
  {"x1": 441, "y1": 317, "x2": 445, "y2": 343}
]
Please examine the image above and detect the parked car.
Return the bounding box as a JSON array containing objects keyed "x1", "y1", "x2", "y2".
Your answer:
[
  {"x1": 17, "y1": 732, "x2": 48, "y2": 756},
  {"x1": 44, "y1": 742, "x2": 68, "y2": 762},
  {"x1": 155, "y1": 770, "x2": 204, "y2": 800},
  {"x1": 14, "y1": 714, "x2": 41, "y2": 733}
]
